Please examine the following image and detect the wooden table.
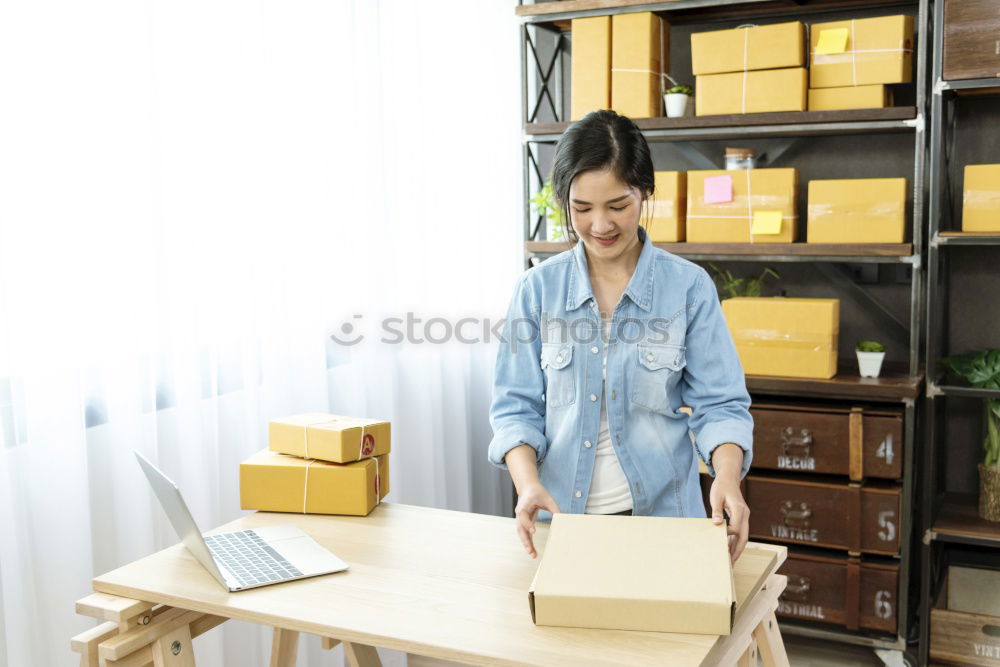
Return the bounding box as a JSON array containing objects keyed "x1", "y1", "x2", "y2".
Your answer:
[{"x1": 71, "y1": 502, "x2": 789, "y2": 666}]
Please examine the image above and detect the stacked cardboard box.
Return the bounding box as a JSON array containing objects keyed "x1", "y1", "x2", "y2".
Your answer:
[
  {"x1": 807, "y1": 178, "x2": 908, "y2": 243},
  {"x1": 571, "y1": 12, "x2": 669, "y2": 121},
  {"x1": 808, "y1": 15, "x2": 913, "y2": 110},
  {"x1": 240, "y1": 414, "x2": 391, "y2": 516},
  {"x1": 962, "y1": 165, "x2": 1000, "y2": 232},
  {"x1": 686, "y1": 168, "x2": 798, "y2": 243},
  {"x1": 645, "y1": 171, "x2": 686, "y2": 242},
  {"x1": 691, "y1": 22, "x2": 807, "y2": 116}
]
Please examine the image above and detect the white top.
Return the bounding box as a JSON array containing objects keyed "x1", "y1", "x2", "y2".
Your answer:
[{"x1": 585, "y1": 316, "x2": 634, "y2": 514}]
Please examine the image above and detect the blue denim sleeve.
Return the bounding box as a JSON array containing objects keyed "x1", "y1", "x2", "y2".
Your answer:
[
  {"x1": 681, "y1": 269, "x2": 754, "y2": 479},
  {"x1": 487, "y1": 275, "x2": 547, "y2": 471}
]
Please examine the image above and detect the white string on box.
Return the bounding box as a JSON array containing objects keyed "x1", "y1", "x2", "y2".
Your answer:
[
  {"x1": 302, "y1": 458, "x2": 315, "y2": 514},
  {"x1": 356, "y1": 423, "x2": 382, "y2": 507}
]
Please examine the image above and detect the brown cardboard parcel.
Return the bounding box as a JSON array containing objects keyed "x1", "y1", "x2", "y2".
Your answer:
[
  {"x1": 528, "y1": 513, "x2": 736, "y2": 635},
  {"x1": 690, "y1": 21, "x2": 804, "y2": 75},
  {"x1": 269, "y1": 413, "x2": 391, "y2": 463}
]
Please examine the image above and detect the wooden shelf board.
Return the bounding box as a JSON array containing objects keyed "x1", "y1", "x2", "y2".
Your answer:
[
  {"x1": 746, "y1": 366, "x2": 922, "y2": 402},
  {"x1": 526, "y1": 240, "x2": 914, "y2": 259},
  {"x1": 933, "y1": 493, "x2": 1000, "y2": 546},
  {"x1": 525, "y1": 107, "x2": 917, "y2": 137}
]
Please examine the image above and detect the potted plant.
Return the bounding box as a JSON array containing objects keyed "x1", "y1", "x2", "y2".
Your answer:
[
  {"x1": 708, "y1": 263, "x2": 780, "y2": 300},
  {"x1": 856, "y1": 340, "x2": 886, "y2": 378},
  {"x1": 529, "y1": 180, "x2": 565, "y2": 242},
  {"x1": 941, "y1": 349, "x2": 1000, "y2": 521},
  {"x1": 664, "y1": 85, "x2": 694, "y2": 118}
]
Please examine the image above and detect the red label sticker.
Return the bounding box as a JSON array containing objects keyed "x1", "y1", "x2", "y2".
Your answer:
[{"x1": 361, "y1": 433, "x2": 375, "y2": 456}]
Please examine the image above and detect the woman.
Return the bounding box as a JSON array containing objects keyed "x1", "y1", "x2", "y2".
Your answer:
[{"x1": 487, "y1": 109, "x2": 754, "y2": 563}]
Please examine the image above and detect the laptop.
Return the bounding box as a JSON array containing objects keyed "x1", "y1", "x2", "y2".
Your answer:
[{"x1": 135, "y1": 450, "x2": 348, "y2": 591}]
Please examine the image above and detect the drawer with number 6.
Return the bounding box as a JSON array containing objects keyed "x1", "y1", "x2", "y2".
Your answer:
[
  {"x1": 745, "y1": 476, "x2": 901, "y2": 556},
  {"x1": 777, "y1": 549, "x2": 899, "y2": 634},
  {"x1": 750, "y1": 402, "x2": 903, "y2": 480}
]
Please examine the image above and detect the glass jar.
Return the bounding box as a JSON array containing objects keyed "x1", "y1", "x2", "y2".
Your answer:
[{"x1": 725, "y1": 147, "x2": 757, "y2": 170}]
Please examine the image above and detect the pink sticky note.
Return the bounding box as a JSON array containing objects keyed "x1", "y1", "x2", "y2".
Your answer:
[{"x1": 704, "y1": 175, "x2": 733, "y2": 204}]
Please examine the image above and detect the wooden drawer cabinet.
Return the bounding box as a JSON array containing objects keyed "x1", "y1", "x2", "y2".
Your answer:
[
  {"x1": 932, "y1": 585, "x2": 1000, "y2": 665},
  {"x1": 750, "y1": 403, "x2": 903, "y2": 480},
  {"x1": 777, "y1": 550, "x2": 899, "y2": 633},
  {"x1": 943, "y1": 0, "x2": 1000, "y2": 81},
  {"x1": 745, "y1": 476, "x2": 901, "y2": 556}
]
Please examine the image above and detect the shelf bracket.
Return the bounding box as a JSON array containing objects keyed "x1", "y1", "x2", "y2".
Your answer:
[
  {"x1": 812, "y1": 263, "x2": 909, "y2": 345},
  {"x1": 664, "y1": 142, "x2": 719, "y2": 170},
  {"x1": 755, "y1": 138, "x2": 800, "y2": 167}
]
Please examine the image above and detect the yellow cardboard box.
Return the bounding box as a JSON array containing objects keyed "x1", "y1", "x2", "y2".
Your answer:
[
  {"x1": 240, "y1": 450, "x2": 389, "y2": 516},
  {"x1": 645, "y1": 171, "x2": 686, "y2": 242},
  {"x1": 696, "y1": 68, "x2": 807, "y2": 116},
  {"x1": 807, "y1": 178, "x2": 907, "y2": 243},
  {"x1": 721, "y1": 297, "x2": 840, "y2": 379},
  {"x1": 962, "y1": 164, "x2": 1000, "y2": 232},
  {"x1": 571, "y1": 16, "x2": 611, "y2": 121},
  {"x1": 529, "y1": 514, "x2": 736, "y2": 634},
  {"x1": 687, "y1": 168, "x2": 798, "y2": 243},
  {"x1": 691, "y1": 22, "x2": 805, "y2": 75},
  {"x1": 808, "y1": 84, "x2": 892, "y2": 111},
  {"x1": 611, "y1": 12, "x2": 668, "y2": 119},
  {"x1": 809, "y1": 15, "x2": 914, "y2": 89},
  {"x1": 269, "y1": 413, "x2": 391, "y2": 463}
]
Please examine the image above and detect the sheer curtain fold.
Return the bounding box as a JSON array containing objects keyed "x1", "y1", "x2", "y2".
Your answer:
[{"x1": 0, "y1": 1, "x2": 521, "y2": 665}]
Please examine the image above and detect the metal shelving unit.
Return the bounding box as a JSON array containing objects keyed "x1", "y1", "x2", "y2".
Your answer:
[
  {"x1": 516, "y1": 0, "x2": 929, "y2": 661},
  {"x1": 918, "y1": 0, "x2": 1000, "y2": 663}
]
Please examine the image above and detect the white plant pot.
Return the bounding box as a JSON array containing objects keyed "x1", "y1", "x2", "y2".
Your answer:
[
  {"x1": 664, "y1": 93, "x2": 690, "y2": 118},
  {"x1": 857, "y1": 350, "x2": 885, "y2": 378}
]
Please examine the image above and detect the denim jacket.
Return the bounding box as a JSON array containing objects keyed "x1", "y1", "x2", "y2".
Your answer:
[{"x1": 488, "y1": 225, "x2": 753, "y2": 521}]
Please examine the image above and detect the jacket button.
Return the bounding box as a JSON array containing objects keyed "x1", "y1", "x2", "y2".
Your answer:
[
  {"x1": 590, "y1": 393, "x2": 598, "y2": 402},
  {"x1": 584, "y1": 440, "x2": 592, "y2": 448},
  {"x1": 611, "y1": 389, "x2": 617, "y2": 400},
  {"x1": 555, "y1": 354, "x2": 563, "y2": 362},
  {"x1": 591, "y1": 346, "x2": 599, "y2": 354},
  {"x1": 646, "y1": 352, "x2": 654, "y2": 361},
  {"x1": 574, "y1": 491, "x2": 582, "y2": 498}
]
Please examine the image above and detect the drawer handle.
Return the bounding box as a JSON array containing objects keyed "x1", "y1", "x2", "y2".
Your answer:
[
  {"x1": 780, "y1": 500, "x2": 812, "y2": 528},
  {"x1": 984, "y1": 625, "x2": 1000, "y2": 638},
  {"x1": 781, "y1": 427, "x2": 813, "y2": 458},
  {"x1": 784, "y1": 575, "x2": 811, "y2": 602}
]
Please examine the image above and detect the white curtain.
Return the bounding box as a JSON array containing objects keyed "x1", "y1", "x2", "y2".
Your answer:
[{"x1": 0, "y1": 1, "x2": 522, "y2": 665}]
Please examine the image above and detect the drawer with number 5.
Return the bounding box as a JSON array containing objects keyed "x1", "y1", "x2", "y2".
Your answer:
[{"x1": 745, "y1": 476, "x2": 902, "y2": 556}]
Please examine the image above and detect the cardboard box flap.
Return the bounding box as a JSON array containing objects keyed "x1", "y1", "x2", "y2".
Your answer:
[{"x1": 530, "y1": 514, "x2": 734, "y2": 634}]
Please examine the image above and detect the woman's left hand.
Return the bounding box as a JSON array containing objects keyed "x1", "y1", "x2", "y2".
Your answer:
[{"x1": 709, "y1": 473, "x2": 750, "y2": 564}]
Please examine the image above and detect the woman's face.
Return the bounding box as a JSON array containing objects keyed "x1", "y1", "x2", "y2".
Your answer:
[{"x1": 568, "y1": 169, "x2": 643, "y2": 261}]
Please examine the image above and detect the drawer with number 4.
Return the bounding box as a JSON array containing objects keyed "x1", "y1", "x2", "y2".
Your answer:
[
  {"x1": 745, "y1": 476, "x2": 901, "y2": 556},
  {"x1": 750, "y1": 402, "x2": 902, "y2": 480},
  {"x1": 777, "y1": 549, "x2": 898, "y2": 634}
]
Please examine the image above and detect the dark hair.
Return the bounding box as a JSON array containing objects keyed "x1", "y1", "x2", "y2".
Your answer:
[{"x1": 550, "y1": 110, "x2": 655, "y2": 244}]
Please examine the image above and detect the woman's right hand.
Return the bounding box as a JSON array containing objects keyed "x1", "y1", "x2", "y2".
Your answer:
[{"x1": 515, "y1": 481, "x2": 561, "y2": 558}]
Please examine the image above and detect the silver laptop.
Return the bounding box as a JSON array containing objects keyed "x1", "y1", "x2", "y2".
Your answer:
[{"x1": 135, "y1": 451, "x2": 348, "y2": 591}]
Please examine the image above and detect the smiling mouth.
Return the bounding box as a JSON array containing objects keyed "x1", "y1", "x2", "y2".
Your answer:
[{"x1": 593, "y1": 233, "x2": 619, "y2": 245}]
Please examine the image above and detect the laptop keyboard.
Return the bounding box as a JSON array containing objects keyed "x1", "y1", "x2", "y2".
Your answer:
[{"x1": 204, "y1": 529, "x2": 303, "y2": 588}]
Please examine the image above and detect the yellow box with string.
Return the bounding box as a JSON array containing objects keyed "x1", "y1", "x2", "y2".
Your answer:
[
  {"x1": 645, "y1": 171, "x2": 686, "y2": 242},
  {"x1": 611, "y1": 12, "x2": 668, "y2": 119},
  {"x1": 268, "y1": 413, "x2": 391, "y2": 463},
  {"x1": 690, "y1": 22, "x2": 805, "y2": 75},
  {"x1": 240, "y1": 449, "x2": 389, "y2": 516},
  {"x1": 686, "y1": 168, "x2": 798, "y2": 243},
  {"x1": 721, "y1": 297, "x2": 840, "y2": 379},
  {"x1": 809, "y1": 15, "x2": 914, "y2": 89},
  {"x1": 695, "y1": 67, "x2": 807, "y2": 116}
]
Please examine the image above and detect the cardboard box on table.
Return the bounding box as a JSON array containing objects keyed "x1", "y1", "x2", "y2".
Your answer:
[
  {"x1": 611, "y1": 12, "x2": 668, "y2": 119},
  {"x1": 240, "y1": 450, "x2": 389, "y2": 516},
  {"x1": 269, "y1": 413, "x2": 391, "y2": 463},
  {"x1": 722, "y1": 297, "x2": 840, "y2": 379},
  {"x1": 696, "y1": 67, "x2": 807, "y2": 116},
  {"x1": 571, "y1": 16, "x2": 612, "y2": 121},
  {"x1": 808, "y1": 84, "x2": 892, "y2": 111},
  {"x1": 809, "y1": 15, "x2": 914, "y2": 89},
  {"x1": 528, "y1": 513, "x2": 735, "y2": 634},
  {"x1": 962, "y1": 164, "x2": 1000, "y2": 232},
  {"x1": 690, "y1": 22, "x2": 805, "y2": 75},
  {"x1": 807, "y1": 178, "x2": 907, "y2": 243},
  {"x1": 686, "y1": 168, "x2": 798, "y2": 243},
  {"x1": 645, "y1": 171, "x2": 687, "y2": 242}
]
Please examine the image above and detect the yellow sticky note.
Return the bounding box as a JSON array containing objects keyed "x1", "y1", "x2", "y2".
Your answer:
[
  {"x1": 751, "y1": 210, "x2": 783, "y2": 235},
  {"x1": 815, "y1": 28, "x2": 849, "y2": 55}
]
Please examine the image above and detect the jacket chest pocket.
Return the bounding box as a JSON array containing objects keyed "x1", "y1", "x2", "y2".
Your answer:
[
  {"x1": 541, "y1": 342, "x2": 576, "y2": 409},
  {"x1": 630, "y1": 343, "x2": 686, "y2": 413}
]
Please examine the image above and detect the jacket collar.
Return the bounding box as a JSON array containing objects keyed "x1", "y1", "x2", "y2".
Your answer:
[{"x1": 567, "y1": 225, "x2": 655, "y2": 312}]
